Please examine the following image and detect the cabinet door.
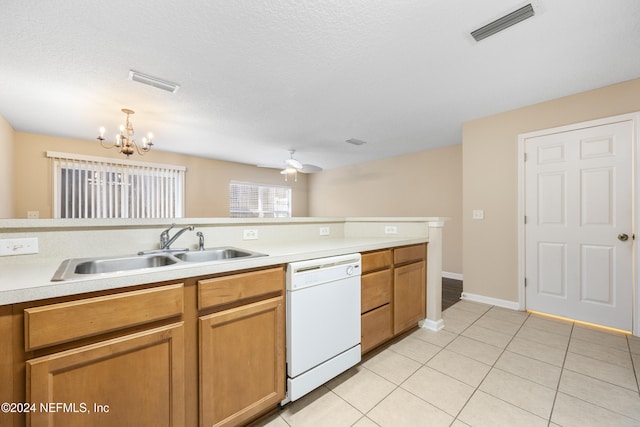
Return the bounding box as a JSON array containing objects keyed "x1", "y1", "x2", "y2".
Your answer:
[
  {"x1": 27, "y1": 323, "x2": 185, "y2": 427},
  {"x1": 394, "y1": 261, "x2": 426, "y2": 334},
  {"x1": 199, "y1": 296, "x2": 285, "y2": 427}
]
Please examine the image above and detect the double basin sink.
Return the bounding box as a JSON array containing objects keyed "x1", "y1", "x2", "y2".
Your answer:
[{"x1": 51, "y1": 247, "x2": 267, "y2": 281}]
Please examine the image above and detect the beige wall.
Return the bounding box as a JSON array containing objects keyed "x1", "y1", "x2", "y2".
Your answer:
[
  {"x1": 308, "y1": 145, "x2": 462, "y2": 275},
  {"x1": 463, "y1": 77, "x2": 640, "y2": 303},
  {"x1": 12, "y1": 132, "x2": 309, "y2": 218},
  {"x1": 0, "y1": 116, "x2": 14, "y2": 218}
]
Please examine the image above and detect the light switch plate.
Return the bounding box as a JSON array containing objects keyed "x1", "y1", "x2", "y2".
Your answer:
[
  {"x1": 472, "y1": 209, "x2": 485, "y2": 220},
  {"x1": 0, "y1": 238, "x2": 39, "y2": 256}
]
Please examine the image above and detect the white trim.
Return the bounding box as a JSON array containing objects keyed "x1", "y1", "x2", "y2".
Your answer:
[
  {"x1": 442, "y1": 271, "x2": 463, "y2": 281},
  {"x1": 634, "y1": 113, "x2": 640, "y2": 337},
  {"x1": 461, "y1": 292, "x2": 521, "y2": 311},
  {"x1": 517, "y1": 130, "x2": 526, "y2": 311},
  {"x1": 517, "y1": 112, "x2": 640, "y2": 334},
  {"x1": 420, "y1": 318, "x2": 444, "y2": 331},
  {"x1": 46, "y1": 151, "x2": 187, "y2": 171}
]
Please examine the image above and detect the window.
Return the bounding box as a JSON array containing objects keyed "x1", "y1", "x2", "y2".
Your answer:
[
  {"x1": 229, "y1": 181, "x2": 291, "y2": 218},
  {"x1": 48, "y1": 151, "x2": 185, "y2": 219}
]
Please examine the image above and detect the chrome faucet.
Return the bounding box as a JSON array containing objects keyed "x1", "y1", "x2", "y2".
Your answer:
[
  {"x1": 196, "y1": 231, "x2": 205, "y2": 251},
  {"x1": 160, "y1": 223, "x2": 194, "y2": 250}
]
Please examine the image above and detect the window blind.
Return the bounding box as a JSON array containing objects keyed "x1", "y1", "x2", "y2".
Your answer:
[
  {"x1": 229, "y1": 181, "x2": 291, "y2": 218},
  {"x1": 48, "y1": 151, "x2": 186, "y2": 219}
]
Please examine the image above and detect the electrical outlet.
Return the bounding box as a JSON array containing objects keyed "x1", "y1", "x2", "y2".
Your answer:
[
  {"x1": 384, "y1": 226, "x2": 398, "y2": 234},
  {"x1": 319, "y1": 226, "x2": 330, "y2": 236},
  {"x1": 472, "y1": 209, "x2": 485, "y2": 220},
  {"x1": 0, "y1": 238, "x2": 39, "y2": 256},
  {"x1": 243, "y1": 229, "x2": 259, "y2": 240},
  {"x1": 27, "y1": 210, "x2": 39, "y2": 219}
]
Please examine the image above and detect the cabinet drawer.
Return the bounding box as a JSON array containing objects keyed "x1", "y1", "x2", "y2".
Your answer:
[
  {"x1": 361, "y1": 270, "x2": 392, "y2": 313},
  {"x1": 361, "y1": 304, "x2": 393, "y2": 354},
  {"x1": 198, "y1": 266, "x2": 284, "y2": 310},
  {"x1": 362, "y1": 250, "x2": 392, "y2": 273},
  {"x1": 394, "y1": 244, "x2": 426, "y2": 265},
  {"x1": 24, "y1": 283, "x2": 184, "y2": 351}
]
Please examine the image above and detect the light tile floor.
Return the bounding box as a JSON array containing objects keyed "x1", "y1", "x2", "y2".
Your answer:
[{"x1": 254, "y1": 301, "x2": 640, "y2": 427}]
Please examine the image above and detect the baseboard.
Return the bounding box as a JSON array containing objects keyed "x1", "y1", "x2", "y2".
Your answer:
[
  {"x1": 420, "y1": 318, "x2": 445, "y2": 331},
  {"x1": 460, "y1": 292, "x2": 520, "y2": 311},
  {"x1": 442, "y1": 271, "x2": 463, "y2": 281}
]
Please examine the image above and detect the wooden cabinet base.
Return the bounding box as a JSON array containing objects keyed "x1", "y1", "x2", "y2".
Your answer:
[
  {"x1": 394, "y1": 261, "x2": 426, "y2": 335},
  {"x1": 361, "y1": 244, "x2": 427, "y2": 355},
  {"x1": 26, "y1": 323, "x2": 185, "y2": 427},
  {"x1": 199, "y1": 296, "x2": 285, "y2": 427}
]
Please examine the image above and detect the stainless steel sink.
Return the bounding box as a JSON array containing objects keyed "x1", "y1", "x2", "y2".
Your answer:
[
  {"x1": 51, "y1": 253, "x2": 180, "y2": 281},
  {"x1": 51, "y1": 247, "x2": 267, "y2": 281},
  {"x1": 174, "y1": 247, "x2": 265, "y2": 263},
  {"x1": 73, "y1": 254, "x2": 179, "y2": 274}
]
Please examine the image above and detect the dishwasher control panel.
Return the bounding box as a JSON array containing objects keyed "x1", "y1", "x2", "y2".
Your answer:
[{"x1": 287, "y1": 253, "x2": 361, "y2": 291}]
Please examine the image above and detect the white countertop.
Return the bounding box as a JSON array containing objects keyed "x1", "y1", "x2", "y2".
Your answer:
[{"x1": 0, "y1": 236, "x2": 427, "y2": 305}]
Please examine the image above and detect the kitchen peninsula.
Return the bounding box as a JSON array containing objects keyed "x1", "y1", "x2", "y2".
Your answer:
[{"x1": 0, "y1": 217, "x2": 444, "y2": 427}]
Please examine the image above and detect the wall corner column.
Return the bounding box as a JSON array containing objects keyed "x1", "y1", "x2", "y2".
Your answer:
[{"x1": 421, "y1": 221, "x2": 445, "y2": 331}]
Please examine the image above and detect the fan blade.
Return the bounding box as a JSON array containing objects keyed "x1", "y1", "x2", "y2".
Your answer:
[
  {"x1": 300, "y1": 164, "x2": 323, "y2": 173},
  {"x1": 286, "y1": 158, "x2": 303, "y2": 170}
]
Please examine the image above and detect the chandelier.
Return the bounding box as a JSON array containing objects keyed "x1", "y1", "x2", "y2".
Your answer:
[{"x1": 97, "y1": 108, "x2": 154, "y2": 157}]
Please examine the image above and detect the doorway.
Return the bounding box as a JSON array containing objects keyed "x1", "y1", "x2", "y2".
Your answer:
[{"x1": 518, "y1": 113, "x2": 639, "y2": 333}]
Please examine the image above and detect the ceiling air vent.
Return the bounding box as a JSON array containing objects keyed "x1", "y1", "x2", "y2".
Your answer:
[
  {"x1": 128, "y1": 70, "x2": 180, "y2": 93},
  {"x1": 471, "y1": 3, "x2": 535, "y2": 42}
]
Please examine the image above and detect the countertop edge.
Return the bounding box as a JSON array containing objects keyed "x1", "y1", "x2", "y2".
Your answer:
[{"x1": 1, "y1": 237, "x2": 427, "y2": 305}]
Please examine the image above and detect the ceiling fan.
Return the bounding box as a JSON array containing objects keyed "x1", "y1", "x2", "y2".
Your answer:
[{"x1": 260, "y1": 150, "x2": 323, "y2": 181}]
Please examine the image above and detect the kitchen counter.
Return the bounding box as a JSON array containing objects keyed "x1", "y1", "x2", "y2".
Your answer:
[
  {"x1": 0, "y1": 217, "x2": 446, "y2": 328},
  {"x1": 0, "y1": 236, "x2": 426, "y2": 305}
]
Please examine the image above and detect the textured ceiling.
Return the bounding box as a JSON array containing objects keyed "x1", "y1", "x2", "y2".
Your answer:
[{"x1": 1, "y1": 0, "x2": 640, "y2": 170}]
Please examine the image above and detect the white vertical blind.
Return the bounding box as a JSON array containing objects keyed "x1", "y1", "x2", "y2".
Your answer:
[
  {"x1": 229, "y1": 181, "x2": 291, "y2": 218},
  {"x1": 48, "y1": 152, "x2": 186, "y2": 219}
]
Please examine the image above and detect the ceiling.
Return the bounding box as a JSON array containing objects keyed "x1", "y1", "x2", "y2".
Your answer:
[{"x1": 2, "y1": 1, "x2": 640, "y2": 170}]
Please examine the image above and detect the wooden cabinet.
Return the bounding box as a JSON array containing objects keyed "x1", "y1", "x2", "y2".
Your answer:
[
  {"x1": 198, "y1": 267, "x2": 285, "y2": 427},
  {"x1": 393, "y1": 244, "x2": 427, "y2": 335},
  {"x1": 360, "y1": 244, "x2": 427, "y2": 354},
  {"x1": 24, "y1": 283, "x2": 186, "y2": 427},
  {"x1": 27, "y1": 323, "x2": 185, "y2": 427},
  {"x1": 3, "y1": 266, "x2": 286, "y2": 427},
  {"x1": 360, "y1": 250, "x2": 393, "y2": 353},
  {"x1": 4, "y1": 244, "x2": 422, "y2": 425},
  {"x1": 394, "y1": 260, "x2": 426, "y2": 334}
]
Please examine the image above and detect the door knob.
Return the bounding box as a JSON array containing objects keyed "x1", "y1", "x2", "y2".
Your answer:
[{"x1": 618, "y1": 233, "x2": 629, "y2": 242}]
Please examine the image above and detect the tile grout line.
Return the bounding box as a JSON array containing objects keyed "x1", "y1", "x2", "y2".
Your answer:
[
  {"x1": 365, "y1": 339, "x2": 451, "y2": 423},
  {"x1": 271, "y1": 306, "x2": 640, "y2": 427},
  {"x1": 449, "y1": 310, "x2": 561, "y2": 425},
  {"x1": 550, "y1": 324, "x2": 640, "y2": 424},
  {"x1": 546, "y1": 318, "x2": 574, "y2": 427},
  {"x1": 626, "y1": 335, "x2": 640, "y2": 394},
  {"x1": 444, "y1": 306, "x2": 549, "y2": 425}
]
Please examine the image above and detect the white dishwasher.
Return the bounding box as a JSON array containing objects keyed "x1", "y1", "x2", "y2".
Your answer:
[{"x1": 282, "y1": 253, "x2": 362, "y2": 404}]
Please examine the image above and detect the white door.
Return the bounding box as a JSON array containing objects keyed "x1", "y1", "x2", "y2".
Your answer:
[{"x1": 525, "y1": 120, "x2": 633, "y2": 331}]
